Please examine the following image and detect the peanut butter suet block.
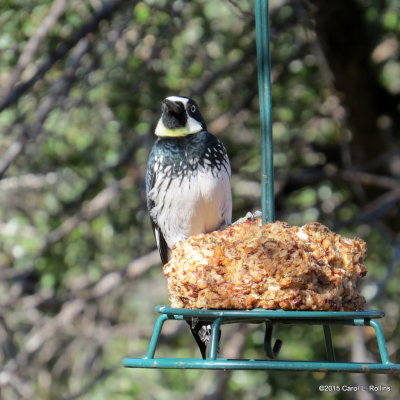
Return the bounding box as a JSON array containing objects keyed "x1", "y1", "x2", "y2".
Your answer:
[{"x1": 163, "y1": 220, "x2": 367, "y2": 311}]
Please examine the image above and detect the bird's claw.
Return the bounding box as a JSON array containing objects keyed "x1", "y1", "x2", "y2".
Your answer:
[{"x1": 232, "y1": 210, "x2": 262, "y2": 225}]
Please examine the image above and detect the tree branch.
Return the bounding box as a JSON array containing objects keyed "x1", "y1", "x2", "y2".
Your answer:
[
  {"x1": 4, "y1": 0, "x2": 68, "y2": 97},
  {"x1": 0, "y1": 38, "x2": 90, "y2": 179},
  {"x1": 43, "y1": 176, "x2": 132, "y2": 249},
  {"x1": 0, "y1": 0, "x2": 131, "y2": 113}
]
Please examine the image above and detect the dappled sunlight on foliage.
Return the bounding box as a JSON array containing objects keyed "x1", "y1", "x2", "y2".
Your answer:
[{"x1": 0, "y1": 0, "x2": 400, "y2": 399}]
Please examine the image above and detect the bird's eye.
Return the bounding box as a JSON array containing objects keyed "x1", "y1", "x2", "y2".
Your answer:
[{"x1": 190, "y1": 105, "x2": 196, "y2": 113}]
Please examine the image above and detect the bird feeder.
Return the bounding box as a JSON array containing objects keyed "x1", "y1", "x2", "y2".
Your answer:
[{"x1": 123, "y1": 0, "x2": 400, "y2": 373}]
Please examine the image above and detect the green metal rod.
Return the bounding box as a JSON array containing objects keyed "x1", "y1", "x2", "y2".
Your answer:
[
  {"x1": 145, "y1": 314, "x2": 168, "y2": 359},
  {"x1": 323, "y1": 325, "x2": 336, "y2": 361},
  {"x1": 208, "y1": 317, "x2": 222, "y2": 360},
  {"x1": 255, "y1": 0, "x2": 275, "y2": 223},
  {"x1": 359, "y1": 319, "x2": 391, "y2": 364},
  {"x1": 155, "y1": 306, "x2": 385, "y2": 320},
  {"x1": 122, "y1": 358, "x2": 400, "y2": 373}
]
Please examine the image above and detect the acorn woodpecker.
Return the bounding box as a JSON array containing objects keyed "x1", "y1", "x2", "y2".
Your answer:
[{"x1": 146, "y1": 95, "x2": 232, "y2": 358}]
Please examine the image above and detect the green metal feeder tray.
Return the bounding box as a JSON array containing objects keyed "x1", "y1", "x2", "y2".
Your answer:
[
  {"x1": 123, "y1": 306, "x2": 400, "y2": 373},
  {"x1": 123, "y1": 0, "x2": 400, "y2": 374}
]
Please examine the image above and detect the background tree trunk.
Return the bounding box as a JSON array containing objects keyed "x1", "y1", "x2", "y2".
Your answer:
[{"x1": 308, "y1": 0, "x2": 400, "y2": 163}]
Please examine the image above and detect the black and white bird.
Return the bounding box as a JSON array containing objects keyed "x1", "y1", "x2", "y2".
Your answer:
[{"x1": 146, "y1": 95, "x2": 232, "y2": 358}]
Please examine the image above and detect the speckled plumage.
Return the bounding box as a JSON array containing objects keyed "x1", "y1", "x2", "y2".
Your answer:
[{"x1": 146, "y1": 130, "x2": 232, "y2": 263}]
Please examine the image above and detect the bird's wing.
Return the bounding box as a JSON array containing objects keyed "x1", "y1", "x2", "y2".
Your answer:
[
  {"x1": 219, "y1": 151, "x2": 233, "y2": 228},
  {"x1": 151, "y1": 221, "x2": 170, "y2": 265},
  {"x1": 146, "y1": 149, "x2": 170, "y2": 265}
]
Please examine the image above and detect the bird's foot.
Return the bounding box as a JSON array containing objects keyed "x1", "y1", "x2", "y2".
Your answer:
[{"x1": 232, "y1": 210, "x2": 262, "y2": 225}]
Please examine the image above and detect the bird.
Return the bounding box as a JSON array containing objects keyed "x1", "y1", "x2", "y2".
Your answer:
[{"x1": 145, "y1": 95, "x2": 232, "y2": 359}]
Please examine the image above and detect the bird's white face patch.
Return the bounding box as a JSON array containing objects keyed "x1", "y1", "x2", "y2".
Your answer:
[
  {"x1": 185, "y1": 115, "x2": 203, "y2": 134},
  {"x1": 155, "y1": 96, "x2": 203, "y2": 137}
]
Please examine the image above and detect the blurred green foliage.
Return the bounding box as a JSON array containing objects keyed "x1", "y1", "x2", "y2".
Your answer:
[{"x1": 0, "y1": 0, "x2": 400, "y2": 399}]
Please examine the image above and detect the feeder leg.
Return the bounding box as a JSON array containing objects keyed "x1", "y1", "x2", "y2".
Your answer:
[
  {"x1": 208, "y1": 317, "x2": 222, "y2": 360},
  {"x1": 264, "y1": 321, "x2": 282, "y2": 359},
  {"x1": 323, "y1": 325, "x2": 336, "y2": 361},
  {"x1": 368, "y1": 319, "x2": 391, "y2": 364},
  {"x1": 145, "y1": 314, "x2": 169, "y2": 359},
  {"x1": 353, "y1": 318, "x2": 391, "y2": 364}
]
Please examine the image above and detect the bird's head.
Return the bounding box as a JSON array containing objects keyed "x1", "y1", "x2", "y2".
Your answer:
[{"x1": 155, "y1": 96, "x2": 207, "y2": 137}]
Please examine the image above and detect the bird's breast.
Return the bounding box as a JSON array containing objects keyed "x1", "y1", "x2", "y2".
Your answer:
[{"x1": 149, "y1": 164, "x2": 231, "y2": 248}]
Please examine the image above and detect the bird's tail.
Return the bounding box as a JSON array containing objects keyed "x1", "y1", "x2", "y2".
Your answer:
[{"x1": 187, "y1": 319, "x2": 219, "y2": 359}]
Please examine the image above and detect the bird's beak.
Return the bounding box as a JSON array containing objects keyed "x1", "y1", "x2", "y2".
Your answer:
[{"x1": 163, "y1": 99, "x2": 184, "y2": 114}]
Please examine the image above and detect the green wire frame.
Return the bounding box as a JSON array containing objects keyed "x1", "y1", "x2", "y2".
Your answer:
[
  {"x1": 255, "y1": 0, "x2": 275, "y2": 224},
  {"x1": 122, "y1": 307, "x2": 400, "y2": 373},
  {"x1": 122, "y1": 0, "x2": 400, "y2": 373}
]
